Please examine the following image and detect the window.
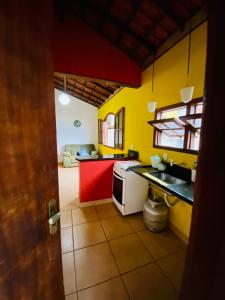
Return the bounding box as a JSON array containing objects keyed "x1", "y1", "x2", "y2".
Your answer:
[
  {"x1": 114, "y1": 108, "x2": 124, "y2": 149},
  {"x1": 98, "y1": 119, "x2": 103, "y2": 144},
  {"x1": 148, "y1": 98, "x2": 203, "y2": 153},
  {"x1": 98, "y1": 107, "x2": 125, "y2": 149},
  {"x1": 103, "y1": 113, "x2": 115, "y2": 147}
]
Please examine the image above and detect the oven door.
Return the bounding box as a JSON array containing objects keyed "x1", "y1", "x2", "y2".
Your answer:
[{"x1": 112, "y1": 171, "x2": 124, "y2": 205}]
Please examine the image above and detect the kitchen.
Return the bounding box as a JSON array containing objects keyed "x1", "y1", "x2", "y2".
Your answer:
[
  {"x1": 75, "y1": 21, "x2": 206, "y2": 243},
  {"x1": 58, "y1": 20, "x2": 206, "y2": 299},
  {"x1": 2, "y1": 0, "x2": 224, "y2": 299}
]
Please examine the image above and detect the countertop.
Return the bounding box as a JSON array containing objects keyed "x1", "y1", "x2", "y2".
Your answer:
[
  {"x1": 130, "y1": 165, "x2": 194, "y2": 205},
  {"x1": 76, "y1": 154, "x2": 130, "y2": 161}
]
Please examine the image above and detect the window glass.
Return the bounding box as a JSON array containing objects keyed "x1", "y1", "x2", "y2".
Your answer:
[
  {"x1": 151, "y1": 100, "x2": 203, "y2": 153},
  {"x1": 102, "y1": 108, "x2": 125, "y2": 149},
  {"x1": 159, "y1": 129, "x2": 184, "y2": 149},
  {"x1": 103, "y1": 114, "x2": 115, "y2": 147},
  {"x1": 160, "y1": 106, "x2": 186, "y2": 119},
  {"x1": 190, "y1": 103, "x2": 203, "y2": 114},
  {"x1": 156, "y1": 107, "x2": 186, "y2": 149},
  {"x1": 187, "y1": 118, "x2": 202, "y2": 128},
  {"x1": 189, "y1": 129, "x2": 201, "y2": 151}
]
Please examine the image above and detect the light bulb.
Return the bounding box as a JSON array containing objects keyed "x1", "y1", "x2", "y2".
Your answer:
[
  {"x1": 148, "y1": 101, "x2": 157, "y2": 112},
  {"x1": 180, "y1": 86, "x2": 194, "y2": 103},
  {"x1": 58, "y1": 92, "x2": 70, "y2": 105}
]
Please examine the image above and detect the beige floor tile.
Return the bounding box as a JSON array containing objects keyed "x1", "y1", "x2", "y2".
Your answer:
[
  {"x1": 66, "y1": 293, "x2": 77, "y2": 300},
  {"x1": 61, "y1": 200, "x2": 79, "y2": 211},
  {"x1": 125, "y1": 212, "x2": 146, "y2": 232},
  {"x1": 101, "y1": 216, "x2": 133, "y2": 240},
  {"x1": 72, "y1": 207, "x2": 99, "y2": 225},
  {"x1": 157, "y1": 250, "x2": 186, "y2": 291},
  {"x1": 109, "y1": 234, "x2": 153, "y2": 273},
  {"x1": 122, "y1": 263, "x2": 178, "y2": 300},
  {"x1": 61, "y1": 210, "x2": 73, "y2": 228},
  {"x1": 59, "y1": 191, "x2": 78, "y2": 205},
  {"x1": 138, "y1": 229, "x2": 185, "y2": 260},
  {"x1": 62, "y1": 252, "x2": 76, "y2": 295},
  {"x1": 58, "y1": 166, "x2": 79, "y2": 206},
  {"x1": 78, "y1": 277, "x2": 129, "y2": 300},
  {"x1": 95, "y1": 203, "x2": 120, "y2": 219},
  {"x1": 61, "y1": 227, "x2": 74, "y2": 254},
  {"x1": 73, "y1": 221, "x2": 106, "y2": 249},
  {"x1": 75, "y1": 242, "x2": 118, "y2": 290}
]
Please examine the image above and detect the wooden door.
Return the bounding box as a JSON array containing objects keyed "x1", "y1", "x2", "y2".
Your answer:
[
  {"x1": 180, "y1": 0, "x2": 225, "y2": 299},
  {"x1": 0, "y1": 1, "x2": 64, "y2": 299}
]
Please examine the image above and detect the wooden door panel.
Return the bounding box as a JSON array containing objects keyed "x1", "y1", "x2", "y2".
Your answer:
[
  {"x1": 180, "y1": 1, "x2": 225, "y2": 299},
  {"x1": 0, "y1": 1, "x2": 64, "y2": 299}
]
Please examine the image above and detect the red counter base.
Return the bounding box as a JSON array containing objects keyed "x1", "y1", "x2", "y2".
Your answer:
[{"x1": 79, "y1": 160, "x2": 115, "y2": 203}]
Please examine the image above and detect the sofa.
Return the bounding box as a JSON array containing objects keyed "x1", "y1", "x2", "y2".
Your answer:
[{"x1": 63, "y1": 144, "x2": 96, "y2": 167}]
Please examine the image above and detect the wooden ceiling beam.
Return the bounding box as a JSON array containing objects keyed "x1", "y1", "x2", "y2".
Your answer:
[
  {"x1": 83, "y1": 3, "x2": 157, "y2": 54},
  {"x1": 84, "y1": 83, "x2": 111, "y2": 97},
  {"x1": 143, "y1": 6, "x2": 207, "y2": 69},
  {"x1": 54, "y1": 85, "x2": 100, "y2": 107},
  {"x1": 93, "y1": 81, "x2": 117, "y2": 93},
  {"x1": 81, "y1": 80, "x2": 111, "y2": 97},
  {"x1": 54, "y1": 78, "x2": 64, "y2": 88},
  {"x1": 154, "y1": 0, "x2": 185, "y2": 30},
  {"x1": 54, "y1": 81, "x2": 64, "y2": 89},
  {"x1": 66, "y1": 84, "x2": 104, "y2": 104},
  {"x1": 54, "y1": 75, "x2": 120, "y2": 106},
  {"x1": 67, "y1": 79, "x2": 109, "y2": 99},
  {"x1": 55, "y1": 76, "x2": 111, "y2": 99}
]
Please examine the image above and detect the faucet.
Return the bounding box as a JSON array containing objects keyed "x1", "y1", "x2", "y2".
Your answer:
[{"x1": 169, "y1": 159, "x2": 186, "y2": 167}]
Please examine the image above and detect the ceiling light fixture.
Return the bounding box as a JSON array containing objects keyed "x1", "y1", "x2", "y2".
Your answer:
[
  {"x1": 180, "y1": 7, "x2": 194, "y2": 103},
  {"x1": 58, "y1": 76, "x2": 70, "y2": 105},
  {"x1": 148, "y1": 58, "x2": 157, "y2": 112}
]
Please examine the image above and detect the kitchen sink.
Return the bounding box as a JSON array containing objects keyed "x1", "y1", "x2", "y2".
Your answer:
[
  {"x1": 143, "y1": 172, "x2": 187, "y2": 187},
  {"x1": 151, "y1": 172, "x2": 186, "y2": 185}
]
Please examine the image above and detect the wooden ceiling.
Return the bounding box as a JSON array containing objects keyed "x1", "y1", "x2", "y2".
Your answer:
[
  {"x1": 54, "y1": 74, "x2": 121, "y2": 107},
  {"x1": 54, "y1": 0, "x2": 207, "y2": 66},
  {"x1": 54, "y1": 0, "x2": 207, "y2": 106}
]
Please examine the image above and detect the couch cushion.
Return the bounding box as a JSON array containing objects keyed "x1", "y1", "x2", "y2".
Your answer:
[
  {"x1": 78, "y1": 149, "x2": 90, "y2": 156},
  {"x1": 63, "y1": 151, "x2": 71, "y2": 157},
  {"x1": 70, "y1": 155, "x2": 77, "y2": 163},
  {"x1": 71, "y1": 145, "x2": 80, "y2": 155},
  {"x1": 64, "y1": 144, "x2": 95, "y2": 156},
  {"x1": 79, "y1": 144, "x2": 95, "y2": 154}
]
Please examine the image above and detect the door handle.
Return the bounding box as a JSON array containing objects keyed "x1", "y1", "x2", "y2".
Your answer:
[
  {"x1": 48, "y1": 199, "x2": 60, "y2": 235},
  {"x1": 49, "y1": 212, "x2": 61, "y2": 225}
]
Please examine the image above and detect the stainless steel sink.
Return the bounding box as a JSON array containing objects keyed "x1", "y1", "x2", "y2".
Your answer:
[
  {"x1": 151, "y1": 172, "x2": 186, "y2": 185},
  {"x1": 143, "y1": 172, "x2": 187, "y2": 187}
]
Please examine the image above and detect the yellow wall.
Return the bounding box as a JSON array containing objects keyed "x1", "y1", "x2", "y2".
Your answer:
[{"x1": 98, "y1": 22, "x2": 207, "y2": 242}]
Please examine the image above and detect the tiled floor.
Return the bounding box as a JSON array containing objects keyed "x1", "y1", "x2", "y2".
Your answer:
[{"x1": 58, "y1": 166, "x2": 187, "y2": 300}]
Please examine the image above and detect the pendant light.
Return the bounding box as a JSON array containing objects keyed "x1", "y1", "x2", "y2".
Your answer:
[
  {"x1": 58, "y1": 76, "x2": 70, "y2": 105},
  {"x1": 148, "y1": 58, "x2": 157, "y2": 112},
  {"x1": 180, "y1": 8, "x2": 194, "y2": 103}
]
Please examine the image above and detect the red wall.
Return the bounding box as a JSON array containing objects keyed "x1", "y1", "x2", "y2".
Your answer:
[
  {"x1": 52, "y1": 18, "x2": 141, "y2": 87},
  {"x1": 79, "y1": 160, "x2": 115, "y2": 202}
]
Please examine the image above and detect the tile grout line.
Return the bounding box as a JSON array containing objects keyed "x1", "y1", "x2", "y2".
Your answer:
[
  {"x1": 62, "y1": 200, "x2": 183, "y2": 297},
  {"x1": 135, "y1": 230, "x2": 156, "y2": 260},
  {"x1": 134, "y1": 226, "x2": 184, "y2": 294},
  {"x1": 154, "y1": 259, "x2": 181, "y2": 294},
  {"x1": 70, "y1": 209, "x2": 78, "y2": 294},
  {"x1": 134, "y1": 226, "x2": 185, "y2": 263},
  {"x1": 74, "y1": 206, "x2": 101, "y2": 295},
  {"x1": 75, "y1": 274, "x2": 122, "y2": 294},
  {"x1": 97, "y1": 208, "x2": 132, "y2": 300}
]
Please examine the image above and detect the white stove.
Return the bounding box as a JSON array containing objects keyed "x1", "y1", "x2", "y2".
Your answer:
[
  {"x1": 113, "y1": 160, "x2": 141, "y2": 178},
  {"x1": 112, "y1": 160, "x2": 149, "y2": 215}
]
